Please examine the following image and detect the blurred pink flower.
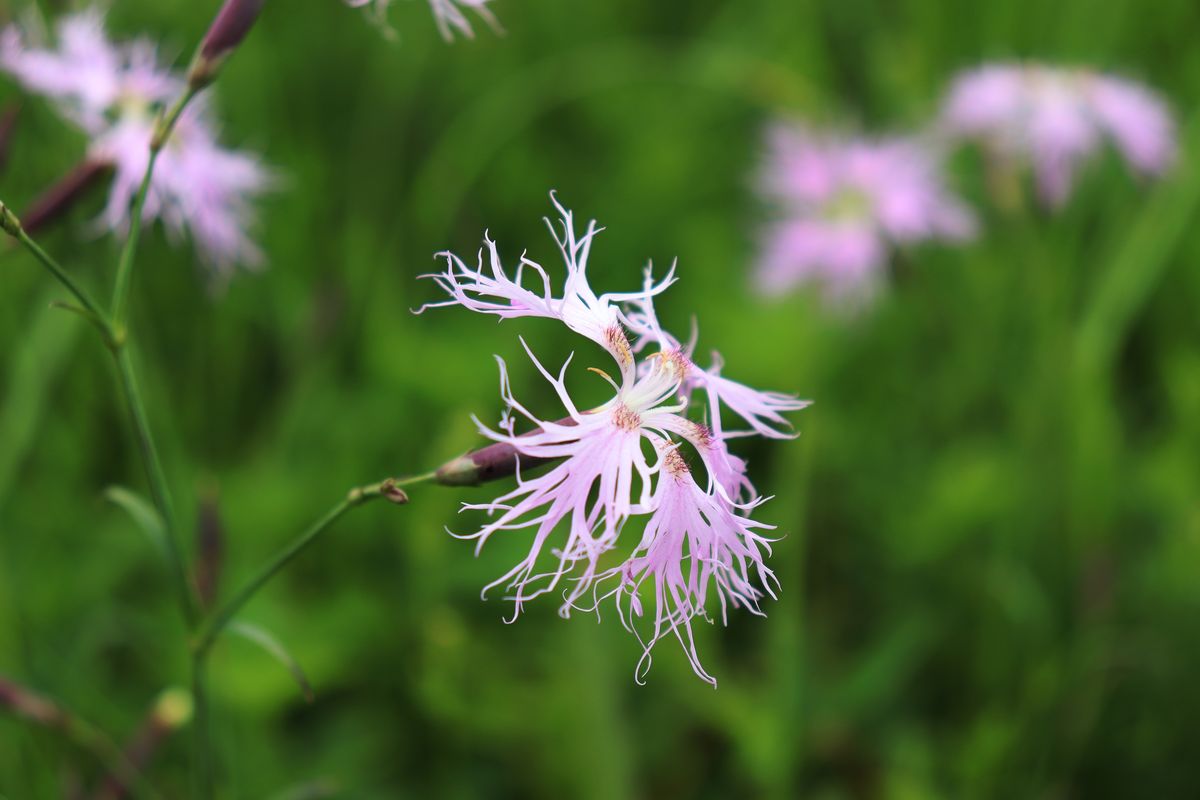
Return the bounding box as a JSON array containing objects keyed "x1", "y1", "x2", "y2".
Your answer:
[
  {"x1": 940, "y1": 64, "x2": 1176, "y2": 207},
  {"x1": 345, "y1": 0, "x2": 499, "y2": 40},
  {"x1": 420, "y1": 196, "x2": 809, "y2": 686},
  {"x1": 756, "y1": 124, "x2": 976, "y2": 304},
  {"x1": 0, "y1": 9, "x2": 175, "y2": 133},
  {"x1": 1, "y1": 9, "x2": 273, "y2": 275},
  {"x1": 95, "y1": 103, "x2": 273, "y2": 273}
]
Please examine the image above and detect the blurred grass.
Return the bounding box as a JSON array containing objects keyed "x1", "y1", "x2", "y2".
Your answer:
[{"x1": 1, "y1": 0, "x2": 1200, "y2": 797}]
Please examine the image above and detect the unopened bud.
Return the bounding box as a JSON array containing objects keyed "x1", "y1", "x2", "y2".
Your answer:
[
  {"x1": 194, "y1": 487, "x2": 224, "y2": 610},
  {"x1": 0, "y1": 104, "x2": 20, "y2": 176},
  {"x1": 435, "y1": 444, "x2": 521, "y2": 487},
  {"x1": 188, "y1": 0, "x2": 267, "y2": 89},
  {"x1": 0, "y1": 201, "x2": 22, "y2": 237},
  {"x1": 21, "y1": 159, "x2": 113, "y2": 235},
  {"x1": 380, "y1": 479, "x2": 409, "y2": 505},
  {"x1": 435, "y1": 418, "x2": 576, "y2": 487}
]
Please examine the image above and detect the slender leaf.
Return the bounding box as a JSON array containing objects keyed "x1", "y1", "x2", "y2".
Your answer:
[
  {"x1": 104, "y1": 486, "x2": 168, "y2": 561},
  {"x1": 227, "y1": 621, "x2": 315, "y2": 703}
]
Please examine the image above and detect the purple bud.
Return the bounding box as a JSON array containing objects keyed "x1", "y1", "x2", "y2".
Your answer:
[
  {"x1": 193, "y1": 488, "x2": 223, "y2": 611},
  {"x1": 0, "y1": 104, "x2": 21, "y2": 177},
  {"x1": 434, "y1": 418, "x2": 577, "y2": 487},
  {"x1": 188, "y1": 0, "x2": 267, "y2": 89},
  {"x1": 21, "y1": 159, "x2": 113, "y2": 235}
]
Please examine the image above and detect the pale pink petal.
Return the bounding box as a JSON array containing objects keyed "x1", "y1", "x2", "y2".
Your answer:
[
  {"x1": 1088, "y1": 75, "x2": 1176, "y2": 176},
  {"x1": 4, "y1": 10, "x2": 272, "y2": 277},
  {"x1": 433, "y1": 199, "x2": 806, "y2": 687},
  {"x1": 939, "y1": 63, "x2": 1178, "y2": 207},
  {"x1": 755, "y1": 124, "x2": 974, "y2": 304},
  {"x1": 344, "y1": 0, "x2": 499, "y2": 41},
  {"x1": 91, "y1": 101, "x2": 274, "y2": 277},
  {"x1": 421, "y1": 195, "x2": 675, "y2": 386},
  {"x1": 940, "y1": 66, "x2": 1027, "y2": 138},
  {"x1": 693, "y1": 352, "x2": 811, "y2": 441},
  {"x1": 756, "y1": 217, "x2": 886, "y2": 299},
  {"x1": 588, "y1": 449, "x2": 778, "y2": 688}
]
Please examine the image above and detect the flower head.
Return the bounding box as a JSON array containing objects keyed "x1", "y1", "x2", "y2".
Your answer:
[
  {"x1": 0, "y1": 9, "x2": 175, "y2": 133},
  {"x1": 345, "y1": 0, "x2": 500, "y2": 41},
  {"x1": 594, "y1": 443, "x2": 779, "y2": 686},
  {"x1": 421, "y1": 196, "x2": 809, "y2": 686},
  {"x1": 1, "y1": 9, "x2": 273, "y2": 276},
  {"x1": 755, "y1": 123, "x2": 976, "y2": 303},
  {"x1": 940, "y1": 63, "x2": 1176, "y2": 207}
]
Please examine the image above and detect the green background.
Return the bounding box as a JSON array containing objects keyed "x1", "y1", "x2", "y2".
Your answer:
[{"x1": 2, "y1": 0, "x2": 1200, "y2": 796}]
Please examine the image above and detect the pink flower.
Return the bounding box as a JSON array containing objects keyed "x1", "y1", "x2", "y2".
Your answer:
[
  {"x1": 593, "y1": 445, "x2": 779, "y2": 686},
  {"x1": 345, "y1": 0, "x2": 499, "y2": 40},
  {"x1": 940, "y1": 63, "x2": 1177, "y2": 207},
  {"x1": 0, "y1": 9, "x2": 175, "y2": 133},
  {"x1": 755, "y1": 123, "x2": 976, "y2": 303},
  {"x1": 1, "y1": 9, "x2": 273, "y2": 276},
  {"x1": 420, "y1": 196, "x2": 809, "y2": 686},
  {"x1": 95, "y1": 102, "x2": 272, "y2": 274}
]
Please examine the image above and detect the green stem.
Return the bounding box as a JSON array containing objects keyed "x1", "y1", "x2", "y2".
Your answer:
[
  {"x1": 68, "y1": 716, "x2": 165, "y2": 800},
  {"x1": 0, "y1": 679, "x2": 163, "y2": 800},
  {"x1": 1074, "y1": 110, "x2": 1200, "y2": 380},
  {"x1": 106, "y1": 85, "x2": 213, "y2": 800},
  {"x1": 110, "y1": 88, "x2": 198, "y2": 328},
  {"x1": 113, "y1": 346, "x2": 197, "y2": 628},
  {"x1": 192, "y1": 475, "x2": 427, "y2": 657},
  {"x1": 191, "y1": 499, "x2": 353, "y2": 658},
  {"x1": 190, "y1": 656, "x2": 211, "y2": 800},
  {"x1": 10, "y1": 83, "x2": 203, "y2": 800},
  {"x1": 185, "y1": 475, "x2": 425, "y2": 800},
  {"x1": 12, "y1": 229, "x2": 112, "y2": 338}
]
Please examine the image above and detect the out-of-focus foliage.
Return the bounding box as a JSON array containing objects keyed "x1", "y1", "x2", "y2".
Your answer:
[{"x1": 1, "y1": 0, "x2": 1200, "y2": 797}]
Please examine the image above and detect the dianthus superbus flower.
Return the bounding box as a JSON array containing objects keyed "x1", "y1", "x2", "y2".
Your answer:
[
  {"x1": 420, "y1": 195, "x2": 809, "y2": 686},
  {"x1": 0, "y1": 9, "x2": 175, "y2": 133},
  {"x1": 0, "y1": 9, "x2": 273, "y2": 276},
  {"x1": 593, "y1": 444, "x2": 779, "y2": 686},
  {"x1": 95, "y1": 100, "x2": 273, "y2": 273},
  {"x1": 939, "y1": 63, "x2": 1176, "y2": 207},
  {"x1": 755, "y1": 123, "x2": 976, "y2": 304},
  {"x1": 345, "y1": 0, "x2": 499, "y2": 41}
]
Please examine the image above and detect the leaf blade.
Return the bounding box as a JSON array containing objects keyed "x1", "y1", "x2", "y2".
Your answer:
[
  {"x1": 227, "y1": 621, "x2": 315, "y2": 703},
  {"x1": 104, "y1": 486, "x2": 168, "y2": 560}
]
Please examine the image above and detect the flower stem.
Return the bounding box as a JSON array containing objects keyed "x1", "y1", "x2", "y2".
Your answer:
[
  {"x1": 6, "y1": 223, "x2": 194, "y2": 627},
  {"x1": 191, "y1": 475, "x2": 426, "y2": 658},
  {"x1": 12, "y1": 228, "x2": 112, "y2": 338},
  {"x1": 69, "y1": 715, "x2": 166, "y2": 800},
  {"x1": 190, "y1": 656, "x2": 212, "y2": 800},
  {"x1": 101, "y1": 85, "x2": 204, "y2": 799},
  {"x1": 1074, "y1": 112, "x2": 1200, "y2": 379},
  {"x1": 113, "y1": 346, "x2": 198, "y2": 629},
  {"x1": 110, "y1": 87, "x2": 198, "y2": 329},
  {"x1": 0, "y1": 676, "x2": 163, "y2": 800},
  {"x1": 184, "y1": 474, "x2": 427, "y2": 799}
]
